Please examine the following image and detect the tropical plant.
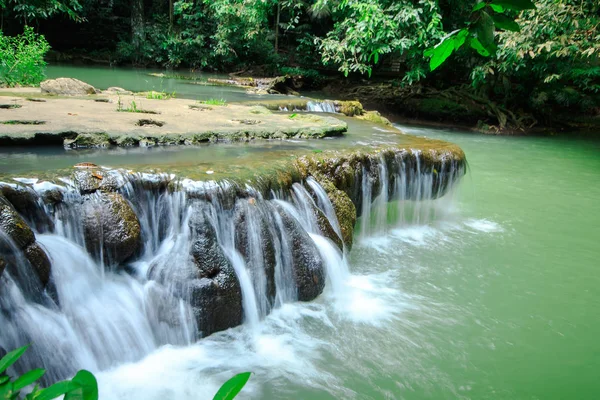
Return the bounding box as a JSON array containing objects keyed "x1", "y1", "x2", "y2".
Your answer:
[
  {"x1": 0, "y1": 345, "x2": 98, "y2": 400},
  {"x1": 0, "y1": 26, "x2": 50, "y2": 87},
  {"x1": 424, "y1": 0, "x2": 536, "y2": 71}
]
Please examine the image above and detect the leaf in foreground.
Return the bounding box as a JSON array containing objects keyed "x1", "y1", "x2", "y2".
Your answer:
[{"x1": 213, "y1": 372, "x2": 252, "y2": 400}]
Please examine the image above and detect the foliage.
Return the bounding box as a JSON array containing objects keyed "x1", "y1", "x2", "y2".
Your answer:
[
  {"x1": 146, "y1": 91, "x2": 176, "y2": 100},
  {"x1": 424, "y1": 0, "x2": 536, "y2": 71},
  {"x1": 201, "y1": 98, "x2": 227, "y2": 106},
  {"x1": 0, "y1": 345, "x2": 98, "y2": 400},
  {"x1": 212, "y1": 372, "x2": 251, "y2": 400},
  {"x1": 472, "y1": 0, "x2": 600, "y2": 115},
  {"x1": 0, "y1": 0, "x2": 82, "y2": 24},
  {"x1": 0, "y1": 26, "x2": 50, "y2": 87},
  {"x1": 315, "y1": 0, "x2": 444, "y2": 81}
]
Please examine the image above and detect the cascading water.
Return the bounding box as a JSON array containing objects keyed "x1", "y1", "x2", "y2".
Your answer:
[
  {"x1": 306, "y1": 101, "x2": 337, "y2": 113},
  {"x1": 0, "y1": 150, "x2": 464, "y2": 391}
]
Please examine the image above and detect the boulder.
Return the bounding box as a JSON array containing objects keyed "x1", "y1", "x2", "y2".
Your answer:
[
  {"x1": 275, "y1": 204, "x2": 325, "y2": 301},
  {"x1": 104, "y1": 87, "x2": 133, "y2": 95},
  {"x1": 72, "y1": 168, "x2": 124, "y2": 195},
  {"x1": 0, "y1": 183, "x2": 53, "y2": 232},
  {"x1": 233, "y1": 199, "x2": 277, "y2": 309},
  {"x1": 82, "y1": 192, "x2": 141, "y2": 265},
  {"x1": 0, "y1": 198, "x2": 52, "y2": 290},
  {"x1": 316, "y1": 179, "x2": 357, "y2": 250},
  {"x1": 188, "y1": 204, "x2": 242, "y2": 336},
  {"x1": 40, "y1": 78, "x2": 98, "y2": 96}
]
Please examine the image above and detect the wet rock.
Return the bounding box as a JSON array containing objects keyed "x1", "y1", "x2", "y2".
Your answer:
[
  {"x1": 0, "y1": 197, "x2": 52, "y2": 289},
  {"x1": 40, "y1": 78, "x2": 98, "y2": 96},
  {"x1": 233, "y1": 199, "x2": 277, "y2": 307},
  {"x1": 23, "y1": 243, "x2": 51, "y2": 286},
  {"x1": 275, "y1": 205, "x2": 325, "y2": 301},
  {"x1": 0, "y1": 183, "x2": 53, "y2": 232},
  {"x1": 82, "y1": 192, "x2": 141, "y2": 265},
  {"x1": 314, "y1": 206, "x2": 344, "y2": 251},
  {"x1": 317, "y1": 179, "x2": 357, "y2": 250},
  {"x1": 65, "y1": 133, "x2": 111, "y2": 148},
  {"x1": 0, "y1": 199, "x2": 35, "y2": 248},
  {"x1": 189, "y1": 204, "x2": 242, "y2": 336},
  {"x1": 0, "y1": 257, "x2": 6, "y2": 279},
  {"x1": 72, "y1": 169, "x2": 124, "y2": 195},
  {"x1": 357, "y1": 110, "x2": 392, "y2": 126},
  {"x1": 335, "y1": 100, "x2": 364, "y2": 117}
]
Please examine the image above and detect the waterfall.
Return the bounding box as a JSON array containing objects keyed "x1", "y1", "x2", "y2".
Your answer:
[
  {"x1": 0, "y1": 151, "x2": 463, "y2": 380},
  {"x1": 306, "y1": 101, "x2": 337, "y2": 113}
]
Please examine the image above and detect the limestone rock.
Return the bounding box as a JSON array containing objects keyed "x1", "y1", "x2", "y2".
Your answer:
[
  {"x1": 0, "y1": 197, "x2": 52, "y2": 288},
  {"x1": 40, "y1": 78, "x2": 98, "y2": 96},
  {"x1": 233, "y1": 199, "x2": 277, "y2": 308},
  {"x1": 275, "y1": 204, "x2": 325, "y2": 301},
  {"x1": 188, "y1": 204, "x2": 242, "y2": 336},
  {"x1": 82, "y1": 192, "x2": 141, "y2": 265}
]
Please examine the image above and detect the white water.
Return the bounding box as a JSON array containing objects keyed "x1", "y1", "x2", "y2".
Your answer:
[
  {"x1": 0, "y1": 154, "x2": 464, "y2": 397},
  {"x1": 306, "y1": 101, "x2": 337, "y2": 113}
]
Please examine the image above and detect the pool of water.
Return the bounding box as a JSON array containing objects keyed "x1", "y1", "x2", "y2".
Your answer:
[
  {"x1": 65, "y1": 125, "x2": 595, "y2": 400},
  {"x1": 0, "y1": 116, "x2": 426, "y2": 181},
  {"x1": 45, "y1": 64, "x2": 290, "y2": 103}
]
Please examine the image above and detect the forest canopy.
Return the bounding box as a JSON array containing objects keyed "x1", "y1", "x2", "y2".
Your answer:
[{"x1": 1, "y1": 0, "x2": 598, "y2": 128}]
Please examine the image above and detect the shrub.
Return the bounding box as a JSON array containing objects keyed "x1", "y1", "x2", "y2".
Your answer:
[{"x1": 0, "y1": 27, "x2": 50, "y2": 87}]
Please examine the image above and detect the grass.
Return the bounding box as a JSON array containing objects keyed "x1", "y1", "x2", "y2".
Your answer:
[
  {"x1": 200, "y1": 98, "x2": 227, "y2": 106},
  {"x1": 2, "y1": 120, "x2": 46, "y2": 125},
  {"x1": 146, "y1": 90, "x2": 176, "y2": 100},
  {"x1": 116, "y1": 98, "x2": 159, "y2": 114}
]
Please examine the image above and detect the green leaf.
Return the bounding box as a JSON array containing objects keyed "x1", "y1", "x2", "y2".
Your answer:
[
  {"x1": 490, "y1": 0, "x2": 535, "y2": 11},
  {"x1": 454, "y1": 29, "x2": 469, "y2": 50},
  {"x1": 491, "y1": 13, "x2": 521, "y2": 31},
  {"x1": 470, "y1": 37, "x2": 491, "y2": 56},
  {"x1": 0, "y1": 381, "x2": 12, "y2": 399},
  {"x1": 0, "y1": 376, "x2": 10, "y2": 385},
  {"x1": 213, "y1": 372, "x2": 251, "y2": 400},
  {"x1": 36, "y1": 381, "x2": 76, "y2": 400},
  {"x1": 65, "y1": 370, "x2": 98, "y2": 400},
  {"x1": 428, "y1": 36, "x2": 456, "y2": 71},
  {"x1": 489, "y1": 3, "x2": 504, "y2": 12},
  {"x1": 474, "y1": 11, "x2": 495, "y2": 51},
  {"x1": 472, "y1": 2, "x2": 487, "y2": 12},
  {"x1": 0, "y1": 345, "x2": 29, "y2": 374},
  {"x1": 13, "y1": 369, "x2": 45, "y2": 391}
]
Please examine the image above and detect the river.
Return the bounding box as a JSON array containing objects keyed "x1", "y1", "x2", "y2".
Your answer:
[{"x1": 2, "y1": 66, "x2": 600, "y2": 399}]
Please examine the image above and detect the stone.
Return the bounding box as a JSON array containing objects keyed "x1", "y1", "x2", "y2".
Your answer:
[
  {"x1": 40, "y1": 78, "x2": 98, "y2": 96},
  {"x1": 275, "y1": 204, "x2": 325, "y2": 301},
  {"x1": 188, "y1": 204, "x2": 242, "y2": 336},
  {"x1": 233, "y1": 199, "x2": 277, "y2": 308},
  {"x1": 82, "y1": 192, "x2": 141, "y2": 265},
  {"x1": 0, "y1": 197, "x2": 52, "y2": 289},
  {"x1": 0, "y1": 183, "x2": 53, "y2": 232},
  {"x1": 104, "y1": 87, "x2": 133, "y2": 95}
]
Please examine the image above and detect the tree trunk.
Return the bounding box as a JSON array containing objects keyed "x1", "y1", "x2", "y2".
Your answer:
[
  {"x1": 274, "y1": 2, "x2": 280, "y2": 54},
  {"x1": 131, "y1": 0, "x2": 145, "y2": 61}
]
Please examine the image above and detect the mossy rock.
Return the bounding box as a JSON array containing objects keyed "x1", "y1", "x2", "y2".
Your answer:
[
  {"x1": 336, "y1": 100, "x2": 364, "y2": 117},
  {"x1": 357, "y1": 110, "x2": 392, "y2": 126},
  {"x1": 65, "y1": 132, "x2": 111, "y2": 148},
  {"x1": 82, "y1": 192, "x2": 141, "y2": 265}
]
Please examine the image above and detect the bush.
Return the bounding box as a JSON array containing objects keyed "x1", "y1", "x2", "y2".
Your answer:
[{"x1": 0, "y1": 27, "x2": 50, "y2": 87}]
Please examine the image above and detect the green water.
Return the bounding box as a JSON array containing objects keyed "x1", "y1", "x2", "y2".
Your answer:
[
  {"x1": 93, "y1": 125, "x2": 600, "y2": 400},
  {"x1": 45, "y1": 64, "x2": 290, "y2": 102}
]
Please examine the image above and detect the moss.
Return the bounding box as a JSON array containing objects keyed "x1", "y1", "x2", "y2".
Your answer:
[
  {"x1": 66, "y1": 132, "x2": 111, "y2": 148},
  {"x1": 357, "y1": 110, "x2": 392, "y2": 126},
  {"x1": 249, "y1": 106, "x2": 272, "y2": 115},
  {"x1": 336, "y1": 100, "x2": 364, "y2": 117}
]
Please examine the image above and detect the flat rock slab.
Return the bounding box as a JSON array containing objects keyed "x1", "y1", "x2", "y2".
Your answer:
[{"x1": 0, "y1": 92, "x2": 347, "y2": 147}]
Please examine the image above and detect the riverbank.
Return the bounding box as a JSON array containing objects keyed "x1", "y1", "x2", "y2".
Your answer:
[{"x1": 0, "y1": 86, "x2": 347, "y2": 147}]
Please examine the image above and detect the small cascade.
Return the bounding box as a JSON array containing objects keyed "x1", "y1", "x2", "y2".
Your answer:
[
  {"x1": 306, "y1": 101, "x2": 337, "y2": 113},
  {"x1": 358, "y1": 149, "x2": 464, "y2": 237},
  {"x1": 0, "y1": 147, "x2": 464, "y2": 381}
]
